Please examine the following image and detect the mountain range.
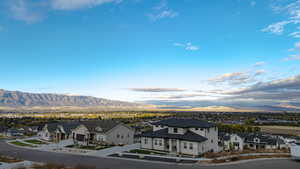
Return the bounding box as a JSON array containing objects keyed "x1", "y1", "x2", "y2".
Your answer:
[{"x1": 0, "y1": 89, "x2": 142, "y2": 109}]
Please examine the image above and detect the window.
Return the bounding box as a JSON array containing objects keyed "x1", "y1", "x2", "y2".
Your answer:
[
  {"x1": 195, "y1": 128, "x2": 199, "y2": 130},
  {"x1": 128, "y1": 134, "x2": 130, "y2": 138},
  {"x1": 154, "y1": 139, "x2": 158, "y2": 145},
  {"x1": 117, "y1": 134, "x2": 120, "y2": 138},
  {"x1": 159, "y1": 140, "x2": 162, "y2": 146},
  {"x1": 121, "y1": 135, "x2": 124, "y2": 139},
  {"x1": 173, "y1": 128, "x2": 178, "y2": 133},
  {"x1": 144, "y1": 138, "x2": 148, "y2": 144},
  {"x1": 189, "y1": 143, "x2": 193, "y2": 150},
  {"x1": 183, "y1": 142, "x2": 187, "y2": 149},
  {"x1": 200, "y1": 128, "x2": 204, "y2": 131},
  {"x1": 211, "y1": 139, "x2": 213, "y2": 143}
]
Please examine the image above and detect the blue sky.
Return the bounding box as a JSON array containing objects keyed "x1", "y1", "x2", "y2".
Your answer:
[{"x1": 1, "y1": 0, "x2": 300, "y2": 111}]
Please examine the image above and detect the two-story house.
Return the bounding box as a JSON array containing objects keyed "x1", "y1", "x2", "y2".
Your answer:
[{"x1": 140, "y1": 118, "x2": 219, "y2": 156}]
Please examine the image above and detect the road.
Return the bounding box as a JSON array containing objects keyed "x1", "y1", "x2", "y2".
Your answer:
[{"x1": 0, "y1": 141, "x2": 299, "y2": 169}]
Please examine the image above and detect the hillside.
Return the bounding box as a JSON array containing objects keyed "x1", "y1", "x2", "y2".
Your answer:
[{"x1": 0, "y1": 89, "x2": 141, "y2": 108}]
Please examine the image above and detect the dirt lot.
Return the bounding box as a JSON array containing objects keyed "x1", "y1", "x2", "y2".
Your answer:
[{"x1": 258, "y1": 126, "x2": 300, "y2": 136}]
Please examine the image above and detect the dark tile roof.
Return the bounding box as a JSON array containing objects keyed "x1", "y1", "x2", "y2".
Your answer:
[
  {"x1": 81, "y1": 120, "x2": 120, "y2": 133},
  {"x1": 141, "y1": 128, "x2": 208, "y2": 143},
  {"x1": 45, "y1": 122, "x2": 80, "y2": 133},
  {"x1": 244, "y1": 133, "x2": 284, "y2": 145},
  {"x1": 152, "y1": 118, "x2": 216, "y2": 128},
  {"x1": 44, "y1": 120, "x2": 122, "y2": 134}
]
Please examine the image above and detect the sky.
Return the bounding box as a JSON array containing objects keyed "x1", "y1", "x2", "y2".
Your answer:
[{"x1": 1, "y1": 0, "x2": 300, "y2": 111}]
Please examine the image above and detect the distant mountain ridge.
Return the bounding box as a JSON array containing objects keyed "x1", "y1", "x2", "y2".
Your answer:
[{"x1": 0, "y1": 89, "x2": 141, "y2": 107}]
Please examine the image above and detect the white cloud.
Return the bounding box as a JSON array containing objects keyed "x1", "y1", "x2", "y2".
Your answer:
[
  {"x1": 253, "y1": 61, "x2": 265, "y2": 67},
  {"x1": 255, "y1": 69, "x2": 266, "y2": 76},
  {"x1": 174, "y1": 42, "x2": 199, "y2": 51},
  {"x1": 262, "y1": 1, "x2": 300, "y2": 35},
  {"x1": 261, "y1": 20, "x2": 296, "y2": 34},
  {"x1": 284, "y1": 54, "x2": 300, "y2": 61},
  {"x1": 148, "y1": 10, "x2": 178, "y2": 21},
  {"x1": 9, "y1": 0, "x2": 43, "y2": 24},
  {"x1": 51, "y1": 0, "x2": 121, "y2": 10},
  {"x1": 289, "y1": 31, "x2": 300, "y2": 38},
  {"x1": 148, "y1": 0, "x2": 178, "y2": 21}
]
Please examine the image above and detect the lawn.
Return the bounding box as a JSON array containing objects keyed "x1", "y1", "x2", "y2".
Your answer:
[
  {"x1": 24, "y1": 139, "x2": 48, "y2": 145},
  {"x1": 129, "y1": 149, "x2": 167, "y2": 155},
  {"x1": 10, "y1": 141, "x2": 37, "y2": 147},
  {"x1": 66, "y1": 145, "x2": 114, "y2": 150}
]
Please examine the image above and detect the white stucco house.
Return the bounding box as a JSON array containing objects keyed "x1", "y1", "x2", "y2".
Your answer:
[
  {"x1": 38, "y1": 120, "x2": 135, "y2": 146},
  {"x1": 140, "y1": 118, "x2": 219, "y2": 156},
  {"x1": 291, "y1": 142, "x2": 300, "y2": 160},
  {"x1": 72, "y1": 121, "x2": 135, "y2": 146},
  {"x1": 218, "y1": 132, "x2": 286, "y2": 151}
]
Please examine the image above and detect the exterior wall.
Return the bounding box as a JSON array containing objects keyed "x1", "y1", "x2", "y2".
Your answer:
[
  {"x1": 230, "y1": 134, "x2": 244, "y2": 151},
  {"x1": 153, "y1": 125, "x2": 166, "y2": 131},
  {"x1": 291, "y1": 144, "x2": 300, "y2": 160},
  {"x1": 38, "y1": 125, "x2": 52, "y2": 141},
  {"x1": 96, "y1": 133, "x2": 107, "y2": 142},
  {"x1": 72, "y1": 125, "x2": 90, "y2": 145},
  {"x1": 180, "y1": 140, "x2": 201, "y2": 156},
  {"x1": 201, "y1": 127, "x2": 219, "y2": 152},
  {"x1": 190, "y1": 128, "x2": 206, "y2": 137},
  {"x1": 106, "y1": 124, "x2": 135, "y2": 145},
  {"x1": 153, "y1": 138, "x2": 165, "y2": 151},
  {"x1": 223, "y1": 140, "x2": 230, "y2": 150},
  {"x1": 168, "y1": 127, "x2": 186, "y2": 135},
  {"x1": 141, "y1": 137, "x2": 153, "y2": 149}
]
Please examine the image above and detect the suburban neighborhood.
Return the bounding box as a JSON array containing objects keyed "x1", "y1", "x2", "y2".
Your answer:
[{"x1": 1, "y1": 116, "x2": 300, "y2": 169}]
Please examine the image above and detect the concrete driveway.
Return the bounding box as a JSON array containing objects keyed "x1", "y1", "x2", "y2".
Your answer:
[{"x1": 87, "y1": 143, "x2": 140, "y2": 157}]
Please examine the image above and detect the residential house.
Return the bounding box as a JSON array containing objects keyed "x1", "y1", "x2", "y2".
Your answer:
[
  {"x1": 291, "y1": 141, "x2": 300, "y2": 160},
  {"x1": 218, "y1": 132, "x2": 286, "y2": 151},
  {"x1": 72, "y1": 121, "x2": 135, "y2": 146},
  {"x1": 4, "y1": 128, "x2": 24, "y2": 137},
  {"x1": 245, "y1": 133, "x2": 286, "y2": 150},
  {"x1": 0, "y1": 126, "x2": 7, "y2": 136},
  {"x1": 38, "y1": 122, "x2": 79, "y2": 142},
  {"x1": 140, "y1": 118, "x2": 219, "y2": 156}
]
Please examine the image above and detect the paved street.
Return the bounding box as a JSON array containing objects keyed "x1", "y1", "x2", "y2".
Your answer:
[{"x1": 0, "y1": 141, "x2": 299, "y2": 169}]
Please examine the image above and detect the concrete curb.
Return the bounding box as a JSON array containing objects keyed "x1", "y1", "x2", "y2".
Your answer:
[{"x1": 198, "y1": 157, "x2": 291, "y2": 166}]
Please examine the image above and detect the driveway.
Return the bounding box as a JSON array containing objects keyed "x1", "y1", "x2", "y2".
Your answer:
[
  {"x1": 0, "y1": 141, "x2": 299, "y2": 169},
  {"x1": 87, "y1": 143, "x2": 140, "y2": 157}
]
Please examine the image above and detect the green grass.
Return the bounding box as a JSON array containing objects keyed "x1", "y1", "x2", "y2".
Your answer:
[
  {"x1": 66, "y1": 145, "x2": 114, "y2": 150},
  {"x1": 10, "y1": 141, "x2": 37, "y2": 147},
  {"x1": 129, "y1": 149, "x2": 167, "y2": 155},
  {"x1": 24, "y1": 139, "x2": 48, "y2": 145}
]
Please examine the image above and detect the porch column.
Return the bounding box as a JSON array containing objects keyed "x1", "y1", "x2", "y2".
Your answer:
[
  {"x1": 169, "y1": 139, "x2": 172, "y2": 152},
  {"x1": 177, "y1": 140, "x2": 180, "y2": 154}
]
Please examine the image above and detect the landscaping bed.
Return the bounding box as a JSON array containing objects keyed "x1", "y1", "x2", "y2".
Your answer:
[
  {"x1": 204, "y1": 154, "x2": 291, "y2": 164},
  {"x1": 10, "y1": 141, "x2": 37, "y2": 148},
  {"x1": 128, "y1": 149, "x2": 167, "y2": 155},
  {"x1": 24, "y1": 139, "x2": 48, "y2": 145},
  {"x1": 0, "y1": 155, "x2": 23, "y2": 163},
  {"x1": 203, "y1": 149, "x2": 290, "y2": 158},
  {"x1": 109, "y1": 154, "x2": 197, "y2": 164}
]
